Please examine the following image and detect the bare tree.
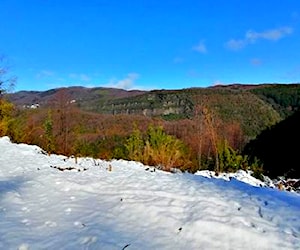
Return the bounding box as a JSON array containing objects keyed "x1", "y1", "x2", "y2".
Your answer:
[
  {"x1": 201, "y1": 106, "x2": 220, "y2": 173},
  {"x1": 194, "y1": 104, "x2": 205, "y2": 169},
  {"x1": 0, "y1": 55, "x2": 17, "y2": 137},
  {"x1": 49, "y1": 88, "x2": 79, "y2": 155},
  {"x1": 193, "y1": 94, "x2": 220, "y2": 173},
  {"x1": 0, "y1": 55, "x2": 17, "y2": 98}
]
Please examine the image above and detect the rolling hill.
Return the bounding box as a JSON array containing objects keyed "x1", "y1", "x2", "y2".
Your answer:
[{"x1": 8, "y1": 83, "x2": 300, "y2": 139}]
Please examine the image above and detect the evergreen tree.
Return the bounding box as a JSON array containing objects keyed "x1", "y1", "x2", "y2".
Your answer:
[
  {"x1": 125, "y1": 124, "x2": 144, "y2": 162},
  {"x1": 43, "y1": 111, "x2": 55, "y2": 154}
]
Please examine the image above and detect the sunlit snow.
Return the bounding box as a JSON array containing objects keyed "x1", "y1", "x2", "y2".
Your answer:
[{"x1": 0, "y1": 137, "x2": 299, "y2": 249}]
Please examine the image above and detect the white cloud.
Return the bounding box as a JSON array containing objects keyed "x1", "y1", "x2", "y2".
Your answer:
[
  {"x1": 226, "y1": 26, "x2": 293, "y2": 51},
  {"x1": 225, "y1": 39, "x2": 247, "y2": 51},
  {"x1": 107, "y1": 73, "x2": 139, "y2": 90},
  {"x1": 246, "y1": 27, "x2": 293, "y2": 42},
  {"x1": 193, "y1": 40, "x2": 207, "y2": 53}
]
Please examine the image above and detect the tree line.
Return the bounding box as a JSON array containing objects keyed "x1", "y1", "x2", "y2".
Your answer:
[
  {"x1": 0, "y1": 86, "x2": 264, "y2": 178},
  {"x1": 7, "y1": 58, "x2": 296, "y2": 178}
]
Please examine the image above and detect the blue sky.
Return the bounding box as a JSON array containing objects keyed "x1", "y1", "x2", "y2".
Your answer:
[{"x1": 1, "y1": 0, "x2": 300, "y2": 91}]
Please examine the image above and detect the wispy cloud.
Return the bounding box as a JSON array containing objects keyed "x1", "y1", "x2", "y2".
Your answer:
[
  {"x1": 69, "y1": 73, "x2": 91, "y2": 82},
  {"x1": 226, "y1": 39, "x2": 247, "y2": 51},
  {"x1": 226, "y1": 26, "x2": 293, "y2": 51},
  {"x1": 193, "y1": 40, "x2": 207, "y2": 53},
  {"x1": 246, "y1": 27, "x2": 293, "y2": 42},
  {"x1": 250, "y1": 58, "x2": 262, "y2": 66},
  {"x1": 107, "y1": 73, "x2": 140, "y2": 90},
  {"x1": 173, "y1": 57, "x2": 184, "y2": 64},
  {"x1": 36, "y1": 70, "x2": 55, "y2": 79}
]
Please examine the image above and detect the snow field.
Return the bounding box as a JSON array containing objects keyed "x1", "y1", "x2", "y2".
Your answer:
[{"x1": 0, "y1": 136, "x2": 299, "y2": 249}]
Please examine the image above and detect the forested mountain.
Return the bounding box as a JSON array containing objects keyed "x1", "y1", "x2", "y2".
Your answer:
[
  {"x1": 249, "y1": 84, "x2": 300, "y2": 118},
  {"x1": 4, "y1": 83, "x2": 300, "y2": 178},
  {"x1": 8, "y1": 83, "x2": 300, "y2": 138},
  {"x1": 8, "y1": 86, "x2": 146, "y2": 110}
]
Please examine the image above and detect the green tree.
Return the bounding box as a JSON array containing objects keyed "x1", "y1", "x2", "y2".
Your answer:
[
  {"x1": 43, "y1": 110, "x2": 55, "y2": 154},
  {"x1": 144, "y1": 125, "x2": 190, "y2": 171},
  {"x1": 218, "y1": 140, "x2": 245, "y2": 172},
  {"x1": 125, "y1": 124, "x2": 144, "y2": 162},
  {"x1": 125, "y1": 125, "x2": 191, "y2": 172},
  {"x1": 217, "y1": 139, "x2": 264, "y2": 179}
]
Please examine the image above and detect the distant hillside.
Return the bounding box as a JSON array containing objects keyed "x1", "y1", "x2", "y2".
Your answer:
[
  {"x1": 94, "y1": 87, "x2": 281, "y2": 138},
  {"x1": 8, "y1": 86, "x2": 147, "y2": 110},
  {"x1": 249, "y1": 83, "x2": 300, "y2": 118},
  {"x1": 7, "y1": 83, "x2": 300, "y2": 139},
  {"x1": 210, "y1": 83, "x2": 300, "y2": 118}
]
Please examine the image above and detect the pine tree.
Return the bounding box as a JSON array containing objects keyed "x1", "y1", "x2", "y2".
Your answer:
[
  {"x1": 44, "y1": 111, "x2": 55, "y2": 154},
  {"x1": 125, "y1": 124, "x2": 144, "y2": 162}
]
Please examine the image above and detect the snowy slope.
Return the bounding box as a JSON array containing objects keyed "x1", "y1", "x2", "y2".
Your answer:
[{"x1": 0, "y1": 137, "x2": 299, "y2": 250}]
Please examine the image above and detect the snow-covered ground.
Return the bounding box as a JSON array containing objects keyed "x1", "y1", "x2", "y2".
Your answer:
[{"x1": 0, "y1": 136, "x2": 299, "y2": 250}]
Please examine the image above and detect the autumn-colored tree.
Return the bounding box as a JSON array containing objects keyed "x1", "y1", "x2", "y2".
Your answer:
[
  {"x1": 222, "y1": 121, "x2": 245, "y2": 152},
  {"x1": 49, "y1": 88, "x2": 76, "y2": 155},
  {"x1": 0, "y1": 99, "x2": 14, "y2": 136},
  {"x1": 194, "y1": 104, "x2": 205, "y2": 169},
  {"x1": 192, "y1": 100, "x2": 221, "y2": 173},
  {"x1": 20, "y1": 110, "x2": 44, "y2": 145},
  {"x1": 0, "y1": 55, "x2": 17, "y2": 137}
]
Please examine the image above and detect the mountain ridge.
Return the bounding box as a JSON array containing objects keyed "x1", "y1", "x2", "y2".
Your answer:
[{"x1": 7, "y1": 83, "x2": 300, "y2": 139}]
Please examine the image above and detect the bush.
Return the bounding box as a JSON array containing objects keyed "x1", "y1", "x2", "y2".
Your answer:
[
  {"x1": 125, "y1": 125, "x2": 144, "y2": 162},
  {"x1": 0, "y1": 99, "x2": 14, "y2": 136},
  {"x1": 218, "y1": 140, "x2": 246, "y2": 172},
  {"x1": 217, "y1": 139, "x2": 264, "y2": 179},
  {"x1": 125, "y1": 125, "x2": 192, "y2": 171}
]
